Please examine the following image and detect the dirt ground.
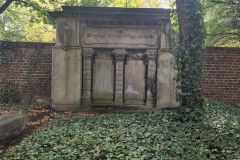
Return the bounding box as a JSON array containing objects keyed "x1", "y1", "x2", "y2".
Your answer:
[{"x1": 0, "y1": 105, "x2": 57, "y2": 151}]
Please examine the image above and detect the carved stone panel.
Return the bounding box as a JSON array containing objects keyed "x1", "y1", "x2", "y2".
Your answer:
[
  {"x1": 92, "y1": 58, "x2": 114, "y2": 102},
  {"x1": 56, "y1": 18, "x2": 79, "y2": 47},
  {"x1": 83, "y1": 25, "x2": 159, "y2": 49},
  {"x1": 124, "y1": 60, "x2": 145, "y2": 104}
]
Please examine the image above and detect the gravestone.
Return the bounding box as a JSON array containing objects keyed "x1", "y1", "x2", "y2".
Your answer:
[{"x1": 49, "y1": 7, "x2": 178, "y2": 111}]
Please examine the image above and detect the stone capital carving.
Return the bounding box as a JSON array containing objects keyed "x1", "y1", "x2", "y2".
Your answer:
[
  {"x1": 63, "y1": 25, "x2": 72, "y2": 47},
  {"x1": 82, "y1": 48, "x2": 94, "y2": 57}
]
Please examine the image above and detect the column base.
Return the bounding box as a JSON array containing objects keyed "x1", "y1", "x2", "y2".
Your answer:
[
  {"x1": 114, "y1": 99, "x2": 123, "y2": 105},
  {"x1": 52, "y1": 104, "x2": 81, "y2": 112}
]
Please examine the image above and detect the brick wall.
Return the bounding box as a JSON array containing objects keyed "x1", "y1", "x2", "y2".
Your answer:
[
  {"x1": 0, "y1": 42, "x2": 239, "y2": 105},
  {"x1": 0, "y1": 42, "x2": 54, "y2": 104},
  {"x1": 203, "y1": 47, "x2": 240, "y2": 105}
]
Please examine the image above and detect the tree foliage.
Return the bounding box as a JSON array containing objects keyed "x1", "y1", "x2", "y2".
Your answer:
[
  {"x1": 0, "y1": 1, "x2": 56, "y2": 42},
  {"x1": 0, "y1": 0, "x2": 163, "y2": 42},
  {"x1": 203, "y1": 0, "x2": 240, "y2": 47}
]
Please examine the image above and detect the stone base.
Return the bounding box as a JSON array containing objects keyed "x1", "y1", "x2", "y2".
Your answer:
[
  {"x1": 92, "y1": 99, "x2": 113, "y2": 105},
  {"x1": 124, "y1": 100, "x2": 145, "y2": 105},
  {"x1": 52, "y1": 104, "x2": 82, "y2": 112},
  {"x1": 146, "y1": 100, "x2": 155, "y2": 106},
  {"x1": 114, "y1": 99, "x2": 124, "y2": 105}
]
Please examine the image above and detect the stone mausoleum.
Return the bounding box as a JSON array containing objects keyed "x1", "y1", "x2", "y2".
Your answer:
[{"x1": 49, "y1": 6, "x2": 178, "y2": 111}]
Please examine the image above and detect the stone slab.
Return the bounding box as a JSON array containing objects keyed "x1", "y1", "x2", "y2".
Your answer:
[
  {"x1": 92, "y1": 58, "x2": 114, "y2": 99},
  {"x1": 124, "y1": 60, "x2": 145, "y2": 100},
  {"x1": 0, "y1": 114, "x2": 27, "y2": 139}
]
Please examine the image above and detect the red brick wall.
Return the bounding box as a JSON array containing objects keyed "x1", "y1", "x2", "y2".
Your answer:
[
  {"x1": 203, "y1": 47, "x2": 240, "y2": 105},
  {"x1": 0, "y1": 42, "x2": 239, "y2": 105},
  {"x1": 0, "y1": 42, "x2": 54, "y2": 104}
]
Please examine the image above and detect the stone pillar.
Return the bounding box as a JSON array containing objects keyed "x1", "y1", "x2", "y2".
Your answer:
[
  {"x1": 114, "y1": 49, "x2": 125, "y2": 105},
  {"x1": 156, "y1": 22, "x2": 178, "y2": 108},
  {"x1": 82, "y1": 48, "x2": 93, "y2": 107},
  {"x1": 52, "y1": 17, "x2": 82, "y2": 111},
  {"x1": 52, "y1": 47, "x2": 82, "y2": 111},
  {"x1": 156, "y1": 50, "x2": 178, "y2": 108}
]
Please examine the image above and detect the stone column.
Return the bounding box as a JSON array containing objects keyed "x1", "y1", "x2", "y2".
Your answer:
[
  {"x1": 82, "y1": 48, "x2": 93, "y2": 107},
  {"x1": 146, "y1": 50, "x2": 157, "y2": 106},
  {"x1": 114, "y1": 49, "x2": 125, "y2": 105}
]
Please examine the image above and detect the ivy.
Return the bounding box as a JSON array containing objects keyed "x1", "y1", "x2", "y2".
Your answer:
[
  {"x1": 21, "y1": 48, "x2": 41, "y2": 104},
  {"x1": 1, "y1": 101, "x2": 240, "y2": 159},
  {"x1": 0, "y1": 42, "x2": 40, "y2": 104},
  {"x1": 173, "y1": 0, "x2": 206, "y2": 109},
  {"x1": 0, "y1": 41, "x2": 16, "y2": 63},
  {"x1": 0, "y1": 41, "x2": 20, "y2": 103}
]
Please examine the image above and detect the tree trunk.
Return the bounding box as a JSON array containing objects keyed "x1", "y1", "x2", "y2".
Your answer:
[{"x1": 176, "y1": 0, "x2": 186, "y2": 41}]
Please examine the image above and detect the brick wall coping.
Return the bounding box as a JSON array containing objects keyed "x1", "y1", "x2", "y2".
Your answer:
[
  {"x1": 206, "y1": 47, "x2": 240, "y2": 52},
  {"x1": 1, "y1": 41, "x2": 239, "y2": 51},
  {"x1": 0, "y1": 41, "x2": 54, "y2": 48}
]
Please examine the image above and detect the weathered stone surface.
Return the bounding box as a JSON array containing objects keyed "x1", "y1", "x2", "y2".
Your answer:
[
  {"x1": 124, "y1": 60, "x2": 145, "y2": 100},
  {"x1": 0, "y1": 114, "x2": 27, "y2": 139},
  {"x1": 92, "y1": 58, "x2": 114, "y2": 100},
  {"x1": 56, "y1": 18, "x2": 80, "y2": 47},
  {"x1": 83, "y1": 26, "x2": 159, "y2": 49},
  {"x1": 52, "y1": 47, "x2": 81, "y2": 111},
  {"x1": 157, "y1": 51, "x2": 178, "y2": 108}
]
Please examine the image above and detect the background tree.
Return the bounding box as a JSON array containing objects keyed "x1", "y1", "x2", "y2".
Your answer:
[
  {"x1": 0, "y1": 0, "x2": 59, "y2": 42},
  {"x1": 1, "y1": 0, "x2": 163, "y2": 42},
  {"x1": 203, "y1": 0, "x2": 240, "y2": 47}
]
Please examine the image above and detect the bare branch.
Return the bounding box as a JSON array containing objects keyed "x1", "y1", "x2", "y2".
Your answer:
[
  {"x1": 0, "y1": 0, "x2": 55, "y2": 24},
  {"x1": 207, "y1": 32, "x2": 240, "y2": 36},
  {"x1": 210, "y1": 0, "x2": 240, "y2": 6},
  {"x1": 0, "y1": 0, "x2": 14, "y2": 14},
  {"x1": 17, "y1": 0, "x2": 55, "y2": 24}
]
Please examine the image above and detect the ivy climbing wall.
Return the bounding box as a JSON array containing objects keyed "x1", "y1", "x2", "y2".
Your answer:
[
  {"x1": 0, "y1": 42, "x2": 239, "y2": 105},
  {"x1": 0, "y1": 42, "x2": 53, "y2": 104}
]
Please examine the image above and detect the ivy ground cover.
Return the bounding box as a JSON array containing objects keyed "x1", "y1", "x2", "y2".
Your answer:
[{"x1": 1, "y1": 101, "x2": 240, "y2": 159}]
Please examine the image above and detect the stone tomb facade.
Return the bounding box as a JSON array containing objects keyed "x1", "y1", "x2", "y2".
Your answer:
[{"x1": 49, "y1": 7, "x2": 178, "y2": 111}]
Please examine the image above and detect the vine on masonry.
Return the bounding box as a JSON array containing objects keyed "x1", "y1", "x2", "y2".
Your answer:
[
  {"x1": 173, "y1": 1, "x2": 206, "y2": 109},
  {"x1": 21, "y1": 48, "x2": 40, "y2": 104},
  {"x1": 0, "y1": 42, "x2": 40, "y2": 104},
  {"x1": 0, "y1": 41, "x2": 21, "y2": 103},
  {"x1": 0, "y1": 41, "x2": 16, "y2": 63}
]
